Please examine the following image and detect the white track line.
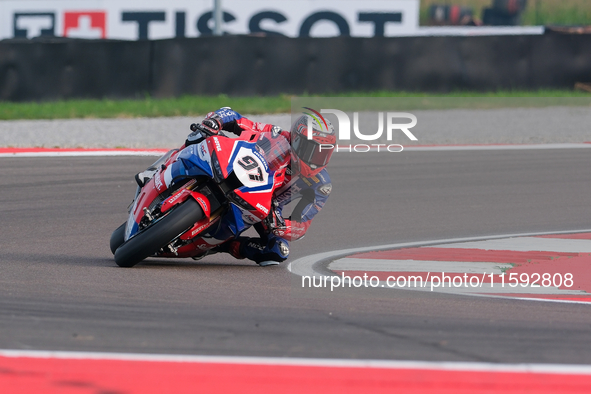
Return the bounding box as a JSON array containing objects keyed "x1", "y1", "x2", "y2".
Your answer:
[
  {"x1": 333, "y1": 143, "x2": 591, "y2": 153},
  {"x1": 288, "y1": 229, "x2": 591, "y2": 305},
  {"x1": 0, "y1": 143, "x2": 590, "y2": 158},
  {"x1": 288, "y1": 229, "x2": 591, "y2": 278},
  {"x1": 1, "y1": 349, "x2": 591, "y2": 374},
  {"x1": 329, "y1": 259, "x2": 512, "y2": 274},
  {"x1": 428, "y1": 237, "x2": 591, "y2": 253},
  {"x1": 0, "y1": 150, "x2": 166, "y2": 158},
  {"x1": 398, "y1": 283, "x2": 585, "y2": 295},
  {"x1": 403, "y1": 143, "x2": 591, "y2": 152}
]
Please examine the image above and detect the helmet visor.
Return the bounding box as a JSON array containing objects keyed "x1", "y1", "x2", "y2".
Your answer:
[{"x1": 292, "y1": 134, "x2": 333, "y2": 167}]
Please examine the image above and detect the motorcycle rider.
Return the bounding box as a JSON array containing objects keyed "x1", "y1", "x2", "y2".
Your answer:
[{"x1": 138, "y1": 107, "x2": 336, "y2": 266}]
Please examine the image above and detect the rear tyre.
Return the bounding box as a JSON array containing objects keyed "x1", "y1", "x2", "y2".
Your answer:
[
  {"x1": 114, "y1": 199, "x2": 204, "y2": 268},
  {"x1": 110, "y1": 223, "x2": 126, "y2": 255}
]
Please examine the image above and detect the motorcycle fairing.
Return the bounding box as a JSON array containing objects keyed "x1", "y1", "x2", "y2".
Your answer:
[
  {"x1": 172, "y1": 143, "x2": 214, "y2": 180},
  {"x1": 124, "y1": 176, "x2": 163, "y2": 241},
  {"x1": 123, "y1": 134, "x2": 283, "y2": 253},
  {"x1": 161, "y1": 189, "x2": 211, "y2": 219},
  {"x1": 224, "y1": 140, "x2": 278, "y2": 221}
]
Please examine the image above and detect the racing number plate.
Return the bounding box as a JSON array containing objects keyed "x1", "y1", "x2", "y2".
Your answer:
[{"x1": 232, "y1": 147, "x2": 268, "y2": 189}]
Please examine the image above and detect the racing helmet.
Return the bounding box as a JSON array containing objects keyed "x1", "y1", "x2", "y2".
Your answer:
[{"x1": 290, "y1": 113, "x2": 336, "y2": 178}]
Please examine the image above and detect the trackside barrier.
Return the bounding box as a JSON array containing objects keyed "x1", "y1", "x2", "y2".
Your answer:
[{"x1": 1, "y1": 32, "x2": 590, "y2": 101}]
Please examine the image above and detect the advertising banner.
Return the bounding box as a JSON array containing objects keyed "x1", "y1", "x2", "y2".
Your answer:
[{"x1": 0, "y1": 0, "x2": 419, "y2": 40}]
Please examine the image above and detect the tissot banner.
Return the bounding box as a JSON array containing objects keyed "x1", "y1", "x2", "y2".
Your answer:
[{"x1": 0, "y1": 0, "x2": 419, "y2": 40}]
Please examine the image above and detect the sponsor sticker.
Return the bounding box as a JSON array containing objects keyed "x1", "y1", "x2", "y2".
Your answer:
[
  {"x1": 256, "y1": 203, "x2": 269, "y2": 215},
  {"x1": 213, "y1": 137, "x2": 222, "y2": 152}
]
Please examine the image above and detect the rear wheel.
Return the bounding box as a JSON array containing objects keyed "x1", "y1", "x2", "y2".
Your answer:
[
  {"x1": 114, "y1": 199, "x2": 204, "y2": 268},
  {"x1": 110, "y1": 223, "x2": 126, "y2": 255}
]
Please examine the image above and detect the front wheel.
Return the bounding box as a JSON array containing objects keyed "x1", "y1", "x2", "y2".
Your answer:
[
  {"x1": 114, "y1": 199, "x2": 204, "y2": 268},
  {"x1": 110, "y1": 222, "x2": 126, "y2": 255}
]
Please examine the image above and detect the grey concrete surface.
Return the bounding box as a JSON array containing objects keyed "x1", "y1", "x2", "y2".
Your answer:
[
  {"x1": 1, "y1": 150, "x2": 591, "y2": 362},
  {"x1": 0, "y1": 107, "x2": 589, "y2": 148},
  {"x1": 385, "y1": 106, "x2": 591, "y2": 145},
  {"x1": 0, "y1": 115, "x2": 292, "y2": 149}
]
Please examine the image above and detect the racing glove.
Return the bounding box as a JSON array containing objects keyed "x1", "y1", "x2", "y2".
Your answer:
[
  {"x1": 202, "y1": 113, "x2": 223, "y2": 131},
  {"x1": 185, "y1": 121, "x2": 220, "y2": 146},
  {"x1": 272, "y1": 219, "x2": 310, "y2": 241}
]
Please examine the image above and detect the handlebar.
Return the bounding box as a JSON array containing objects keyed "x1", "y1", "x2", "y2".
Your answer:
[{"x1": 190, "y1": 123, "x2": 218, "y2": 136}]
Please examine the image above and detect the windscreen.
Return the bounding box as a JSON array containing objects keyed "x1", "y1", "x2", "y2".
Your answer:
[{"x1": 255, "y1": 132, "x2": 291, "y2": 172}]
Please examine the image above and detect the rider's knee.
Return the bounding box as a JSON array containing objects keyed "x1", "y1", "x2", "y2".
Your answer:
[
  {"x1": 240, "y1": 237, "x2": 289, "y2": 263},
  {"x1": 263, "y1": 238, "x2": 289, "y2": 262}
]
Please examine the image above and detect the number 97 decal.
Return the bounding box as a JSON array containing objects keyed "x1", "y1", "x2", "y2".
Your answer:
[{"x1": 237, "y1": 155, "x2": 264, "y2": 182}]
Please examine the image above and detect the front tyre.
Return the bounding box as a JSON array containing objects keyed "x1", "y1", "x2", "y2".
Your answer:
[
  {"x1": 114, "y1": 199, "x2": 204, "y2": 268},
  {"x1": 110, "y1": 223, "x2": 126, "y2": 255}
]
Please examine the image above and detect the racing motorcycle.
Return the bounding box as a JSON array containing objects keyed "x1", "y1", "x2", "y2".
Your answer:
[{"x1": 109, "y1": 124, "x2": 290, "y2": 267}]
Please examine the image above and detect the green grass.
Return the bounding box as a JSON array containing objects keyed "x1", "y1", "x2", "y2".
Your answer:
[
  {"x1": 1, "y1": 90, "x2": 590, "y2": 120},
  {"x1": 420, "y1": 0, "x2": 591, "y2": 26},
  {"x1": 0, "y1": 95, "x2": 292, "y2": 121}
]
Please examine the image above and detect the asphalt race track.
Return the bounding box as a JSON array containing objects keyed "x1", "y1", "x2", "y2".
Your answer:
[{"x1": 1, "y1": 148, "x2": 591, "y2": 365}]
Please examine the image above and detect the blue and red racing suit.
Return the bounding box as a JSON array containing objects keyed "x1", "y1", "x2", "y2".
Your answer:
[{"x1": 201, "y1": 108, "x2": 332, "y2": 264}]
